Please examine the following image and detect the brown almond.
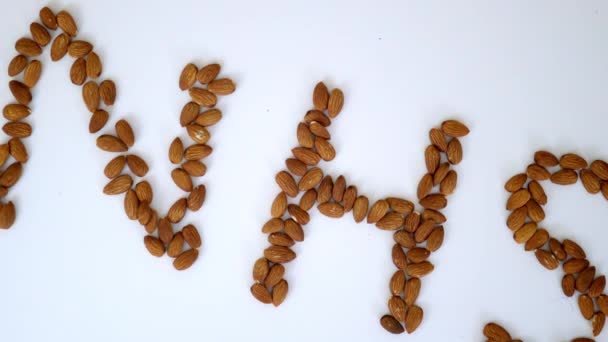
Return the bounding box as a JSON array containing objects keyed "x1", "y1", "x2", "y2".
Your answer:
[
  {"x1": 377, "y1": 212, "x2": 404, "y2": 230},
  {"x1": 579, "y1": 294, "x2": 594, "y2": 320},
  {"x1": 581, "y1": 169, "x2": 601, "y2": 194},
  {"x1": 173, "y1": 249, "x2": 198, "y2": 270},
  {"x1": 446, "y1": 138, "x2": 463, "y2": 164},
  {"x1": 317, "y1": 176, "x2": 333, "y2": 203},
  {"x1": 483, "y1": 322, "x2": 512, "y2": 341},
  {"x1": 0, "y1": 202, "x2": 16, "y2": 229},
  {"x1": 99, "y1": 80, "x2": 116, "y2": 106},
  {"x1": 171, "y1": 168, "x2": 193, "y2": 192},
  {"x1": 50, "y1": 33, "x2": 70, "y2": 61},
  {"x1": 404, "y1": 277, "x2": 421, "y2": 306},
  {"x1": 143, "y1": 235, "x2": 165, "y2": 257},
  {"x1": 2, "y1": 122, "x2": 32, "y2": 138},
  {"x1": 404, "y1": 212, "x2": 421, "y2": 232},
  {"x1": 599, "y1": 296, "x2": 608, "y2": 315},
  {"x1": 564, "y1": 258, "x2": 590, "y2": 274},
  {"x1": 167, "y1": 232, "x2": 185, "y2": 258},
  {"x1": 158, "y1": 218, "x2": 174, "y2": 244},
  {"x1": 317, "y1": 202, "x2": 344, "y2": 218},
  {"x1": 524, "y1": 228, "x2": 549, "y2": 251},
  {"x1": 264, "y1": 264, "x2": 285, "y2": 288},
  {"x1": 420, "y1": 194, "x2": 447, "y2": 210},
  {"x1": 184, "y1": 144, "x2": 212, "y2": 160},
  {"x1": 527, "y1": 163, "x2": 550, "y2": 181},
  {"x1": 407, "y1": 247, "x2": 430, "y2": 263},
  {"x1": 297, "y1": 122, "x2": 314, "y2": 148},
  {"x1": 0, "y1": 162, "x2": 22, "y2": 188},
  {"x1": 15, "y1": 38, "x2": 41, "y2": 57},
  {"x1": 123, "y1": 190, "x2": 139, "y2": 220},
  {"x1": 528, "y1": 180, "x2": 547, "y2": 205},
  {"x1": 251, "y1": 283, "x2": 272, "y2": 304},
  {"x1": 505, "y1": 173, "x2": 528, "y2": 192},
  {"x1": 180, "y1": 102, "x2": 199, "y2": 126},
  {"x1": 314, "y1": 137, "x2": 336, "y2": 161},
  {"x1": 187, "y1": 185, "x2": 206, "y2": 211},
  {"x1": 268, "y1": 232, "x2": 295, "y2": 247},
  {"x1": 426, "y1": 226, "x2": 445, "y2": 252},
  {"x1": 8, "y1": 138, "x2": 28, "y2": 163},
  {"x1": 327, "y1": 88, "x2": 344, "y2": 118},
  {"x1": 342, "y1": 186, "x2": 357, "y2": 212},
  {"x1": 309, "y1": 121, "x2": 330, "y2": 139},
  {"x1": 292, "y1": 147, "x2": 320, "y2": 165},
  {"x1": 86, "y1": 52, "x2": 102, "y2": 79},
  {"x1": 422, "y1": 209, "x2": 446, "y2": 224},
  {"x1": 388, "y1": 296, "x2": 407, "y2": 322},
  {"x1": 179, "y1": 63, "x2": 198, "y2": 90},
  {"x1": 429, "y1": 128, "x2": 448, "y2": 151},
  {"x1": 68, "y1": 40, "x2": 92, "y2": 58},
  {"x1": 367, "y1": 199, "x2": 389, "y2": 224},
  {"x1": 535, "y1": 249, "x2": 559, "y2": 270},
  {"x1": 284, "y1": 219, "x2": 304, "y2": 242},
  {"x1": 405, "y1": 305, "x2": 423, "y2": 333},
  {"x1": 353, "y1": 195, "x2": 369, "y2": 223},
  {"x1": 440, "y1": 170, "x2": 457, "y2": 195},
  {"x1": 593, "y1": 312, "x2": 605, "y2": 336},
  {"x1": 182, "y1": 160, "x2": 207, "y2": 177},
  {"x1": 425, "y1": 145, "x2": 440, "y2": 173},
  {"x1": 23, "y1": 60, "x2": 42, "y2": 88},
  {"x1": 262, "y1": 218, "x2": 284, "y2": 234},
  {"x1": 534, "y1": 150, "x2": 559, "y2": 167},
  {"x1": 288, "y1": 204, "x2": 309, "y2": 225},
  {"x1": 563, "y1": 239, "x2": 586, "y2": 259},
  {"x1": 182, "y1": 224, "x2": 202, "y2": 248},
  {"x1": 560, "y1": 153, "x2": 588, "y2": 170},
  {"x1": 576, "y1": 267, "x2": 596, "y2": 293},
  {"x1": 270, "y1": 192, "x2": 287, "y2": 218},
  {"x1": 304, "y1": 110, "x2": 331, "y2": 126},
  {"x1": 253, "y1": 257, "x2": 269, "y2": 282},
  {"x1": 441, "y1": 120, "x2": 469, "y2": 137},
  {"x1": 506, "y1": 189, "x2": 531, "y2": 210},
  {"x1": 551, "y1": 168, "x2": 578, "y2": 185},
  {"x1": 169, "y1": 137, "x2": 184, "y2": 164},
  {"x1": 417, "y1": 173, "x2": 433, "y2": 200},
  {"x1": 103, "y1": 174, "x2": 132, "y2": 195},
  {"x1": 167, "y1": 198, "x2": 187, "y2": 223},
  {"x1": 115, "y1": 120, "x2": 134, "y2": 147},
  {"x1": 525, "y1": 199, "x2": 545, "y2": 223},
  {"x1": 299, "y1": 189, "x2": 317, "y2": 211},
  {"x1": 104, "y1": 156, "x2": 126, "y2": 178},
  {"x1": 406, "y1": 261, "x2": 434, "y2": 277},
  {"x1": 2, "y1": 104, "x2": 30, "y2": 121},
  {"x1": 82, "y1": 81, "x2": 99, "y2": 112},
  {"x1": 562, "y1": 274, "x2": 575, "y2": 297},
  {"x1": 9, "y1": 80, "x2": 31, "y2": 105},
  {"x1": 414, "y1": 220, "x2": 435, "y2": 243},
  {"x1": 272, "y1": 279, "x2": 288, "y2": 306},
  {"x1": 57, "y1": 10, "x2": 77, "y2": 36},
  {"x1": 135, "y1": 181, "x2": 153, "y2": 203},
  {"x1": 389, "y1": 270, "x2": 406, "y2": 295},
  {"x1": 514, "y1": 222, "x2": 537, "y2": 244},
  {"x1": 589, "y1": 276, "x2": 606, "y2": 298},
  {"x1": 386, "y1": 197, "x2": 414, "y2": 214},
  {"x1": 70, "y1": 58, "x2": 87, "y2": 85},
  {"x1": 285, "y1": 158, "x2": 307, "y2": 176},
  {"x1": 97, "y1": 135, "x2": 127, "y2": 152},
  {"x1": 392, "y1": 244, "x2": 408, "y2": 269},
  {"x1": 195, "y1": 109, "x2": 222, "y2": 126},
  {"x1": 125, "y1": 155, "x2": 148, "y2": 177},
  {"x1": 196, "y1": 63, "x2": 220, "y2": 84},
  {"x1": 299, "y1": 167, "x2": 323, "y2": 191},
  {"x1": 189, "y1": 87, "x2": 217, "y2": 107},
  {"x1": 186, "y1": 124, "x2": 210, "y2": 144},
  {"x1": 380, "y1": 315, "x2": 404, "y2": 334},
  {"x1": 590, "y1": 160, "x2": 608, "y2": 180},
  {"x1": 332, "y1": 175, "x2": 346, "y2": 202},
  {"x1": 208, "y1": 78, "x2": 236, "y2": 95},
  {"x1": 264, "y1": 245, "x2": 296, "y2": 263},
  {"x1": 40, "y1": 7, "x2": 58, "y2": 30},
  {"x1": 312, "y1": 82, "x2": 329, "y2": 110},
  {"x1": 506, "y1": 206, "x2": 527, "y2": 231},
  {"x1": 276, "y1": 171, "x2": 298, "y2": 197},
  {"x1": 394, "y1": 230, "x2": 416, "y2": 249}
]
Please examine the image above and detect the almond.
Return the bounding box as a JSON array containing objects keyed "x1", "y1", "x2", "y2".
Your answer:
[
  {"x1": 181, "y1": 224, "x2": 202, "y2": 248},
  {"x1": 264, "y1": 245, "x2": 296, "y2": 263},
  {"x1": 389, "y1": 270, "x2": 406, "y2": 295},
  {"x1": 68, "y1": 40, "x2": 92, "y2": 58},
  {"x1": 579, "y1": 294, "x2": 594, "y2": 320},
  {"x1": 3, "y1": 122, "x2": 32, "y2": 138},
  {"x1": 404, "y1": 212, "x2": 421, "y2": 232},
  {"x1": 506, "y1": 189, "x2": 530, "y2": 210},
  {"x1": 440, "y1": 170, "x2": 457, "y2": 195},
  {"x1": 173, "y1": 249, "x2": 198, "y2": 270},
  {"x1": 524, "y1": 228, "x2": 548, "y2": 251},
  {"x1": 506, "y1": 207, "x2": 527, "y2": 231},
  {"x1": 386, "y1": 197, "x2": 414, "y2": 214},
  {"x1": 288, "y1": 204, "x2": 309, "y2": 225},
  {"x1": 187, "y1": 185, "x2": 206, "y2": 211},
  {"x1": 312, "y1": 82, "x2": 329, "y2": 110},
  {"x1": 309, "y1": 121, "x2": 330, "y2": 139},
  {"x1": 179, "y1": 63, "x2": 198, "y2": 90},
  {"x1": 15, "y1": 38, "x2": 41, "y2": 57},
  {"x1": 8, "y1": 138, "x2": 28, "y2": 163},
  {"x1": 314, "y1": 137, "x2": 336, "y2": 161},
  {"x1": 589, "y1": 276, "x2": 606, "y2": 298},
  {"x1": 104, "y1": 156, "x2": 126, "y2": 178},
  {"x1": 124, "y1": 190, "x2": 139, "y2": 220},
  {"x1": 407, "y1": 247, "x2": 430, "y2": 263},
  {"x1": 137, "y1": 201, "x2": 152, "y2": 225},
  {"x1": 599, "y1": 295, "x2": 608, "y2": 315},
  {"x1": 564, "y1": 258, "x2": 590, "y2": 274},
  {"x1": 0, "y1": 162, "x2": 22, "y2": 187},
  {"x1": 143, "y1": 235, "x2": 165, "y2": 257},
  {"x1": 29, "y1": 23, "x2": 50, "y2": 47},
  {"x1": 158, "y1": 218, "x2": 174, "y2": 244},
  {"x1": 97, "y1": 135, "x2": 127, "y2": 152},
  {"x1": 299, "y1": 189, "x2": 317, "y2": 211},
  {"x1": 189, "y1": 87, "x2": 217, "y2": 107},
  {"x1": 9, "y1": 80, "x2": 31, "y2": 105},
  {"x1": 563, "y1": 239, "x2": 586, "y2": 259},
  {"x1": 380, "y1": 315, "x2": 404, "y2": 334},
  {"x1": 0, "y1": 202, "x2": 16, "y2": 229},
  {"x1": 414, "y1": 220, "x2": 435, "y2": 243},
  {"x1": 527, "y1": 163, "x2": 550, "y2": 181},
  {"x1": 317, "y1": 202, "x2": 344, "y2": 218},
  {"x1": 376, "y1": 212, "x2": 404, "y2": 230},
  {"x1": 3, "y1": 104, "x2": 31, "y2": 121},
  {"x1": 560, "y1": 153, "x2": 588, "y2": 170},
  {"x1": 534, "y1": 150, "x2": 559, "y2": 167},
  {"x1": 70, "y1": 58, "x2": 87, "y2": 85},
  {"x1": 264, "y1": 264, "x2": 285, "y2": 288},
  {"x1": 276, "y1": 171, "x2": 298, "y2": 197},
  {"x1": 576, "y1": 266, "x2": 596, "y2": 293},
  {"x1": 422, "y1": 209, "x2": 446, "y2": 224},
  {"x1": 182, "y1": 160, "x2": 206, "y2": 177},
  {"x1": 332, "y1": 175, "x2": 346, "y2": 202},
  {"x1": 514, "y1": 222, "x2": 537, "y2": 244},
  {"x1": 388, "y1": 296, "x2": 407, "y2": 321},
  {"x1": 562, "y1": 274, "x2": 575, "y2": 297},
  {"x1": 103, "y1": 174, "x2": 132, "y2": 195},
  {"x1": 367, "y1": 199, "x2": 389, "y2": 224},
  {"x1": 299, "y1": 167, "x2": 323, "y2": 191},
  {"x1": 187, "y1": 124, "x2": 211, "y2": 144},
  {"x1": 581, "y1": 169, "x2": 601, "y2": 194},
  {"x1": 57, "y1": 10, "x2": 77, "y2": 36},
  {"x1": 394, "y1": 230, "x2": 415, "y2": 249},
  {"x1": 425, "y1": 145, "x2": 440, "y2": 173},
  {"x1": 23, "y1": 60, "x2": 42, "y2": 88},
  {"x1": 115, "y1": 119, "x2": 135, "y2": 147},
  {"x1": 262, "y1": 218, "x2": 284, "y2": 234},
  {"x1": 304, "y1": 110, "x2": 331, "y2": 126},
  {"x1": 405, "y1": 305, "x2": 423, "y2": 333},
  {"x1": 392, "y1": 244, "x2": 408, "y2": 269},
  {"x1": 404, "y1": 276, "x2": 421, "y2": 306},
  {"x1": 352, "y1": 196, "x2": 369, "y2": 223},
  {"x1": 270, "y1": 192, "x2": 287, "y2": 218},
  {"x1": 535, "y1": 249, "x2": 558, "y2": 270},
  {"x1": 317, "y1": 176, "x2": 333, "y2": 203},
  {"x1": 441, "y1": 120, "x2": 469, "y2": 137},
  {"x1": 253, "y1": 257, "x2": 269, "y2": 282},
  {"x1": 251, "y1": 283, "x2": 272, "y2": 303},
  {"x1": 169, "y1": 137, "x2": 184, "y2": 163},
  {"x1": 208, "y1": 78, "x2": 236, "y2": 95},
  {"x1": 592, "y1": 312, "x2": 605, "y2": 336},
  {"x1": 406, "y1": 261, "x2": 434, "y2": 277},
  {"x1": 171, "y1": 168, "x2": 193, "y2": 192},
  {"x1": 124, "y1": 155, "x2": 148, "y2": 177},
  {"x1": 591, "y1": 160, "x2": 608, "y2": 180},
  {"x1": 195, "y1": 109, "x2": 222, "y2": 126},
  {"x1": 184, "y1": 144, "x2": 212, "y2": 160},
  {"x1": 135, "y1": 181, "x2": 153, "y2": 203},
  {"x1": 167, "y1": 232, "x2": 185, "y2": 257},
  {"x1": 429, "y1": 128, "x2": 447, "y2": 151},
  {"x1": 180, "y1": 102, "x2": 199, "y2": 126},
  {"x1": 420, "y1": 194, "x2": 447, "y2": 210},
  {"x1": 272, "y1": 279, "x2": 288, "y2": 306},
  {"x1": 292, "y1": 147, "x2": 320, "y2": 165},
  {"x1": 446, "y1": 138, "x2": 463, "y2": 164},
  {"x1": 99, "y1": 80, "x2": 116, "y2": 106},
  {"x1": 525, "y1": 199, "x2": 545, "y2": 223},
  {"x1": 550, "y1": 168, "x2": 578, "y2": 185},
  {"x1": 417, "y1": 173, "x2": 433, "y2": 200},
  {"x1": 196, "y1": 63, "x2": 220, "y2": 84},
  {"x1": 86, "y1": 52, "x2": 102, "y2": 79},
  {"x1": 285, "y1": 158, "x2": 307, "y2": 176},
  {"x1": 433, "y1": 163, "x2": 451, "y2": 185},
  {"x1": 426, "y1": 226, "x2": 445, "y2": 251},
  {"x1": 483, "y1": 323, "x2": 512, "y2": 341},
  {"x1": 39, "y1": 7, "x2": 58, "y2": 30},
  {"x1": 297, "y1": 122, "x2": 314, "y2": 148},
  {"x1": 342, "y1": 186, "x2": 357, "y2": 212},
  {"x1": 327, "y1": 88, "x2": 344, "y2": 118},
  {"x1": 50, "y1": 33, "x2": 70, "y2": 61},
  {"x1": 268, "y1": 232, "x2": 295, "y2": 247},
  {"x1": 144, "y1": 212, "x2": 156, "y2": 233},
  {"x1": 528, "y1": 180, "x2": 547, "y2": 205},
  {"x1": 168, "y1": 198, "x2": 187, "y2": 223},
  {"x1": 82, "y1": 81, "x2": 99, "y2": 112},
  {"x1": 505, "y1": 173, "x2": 528, "y2": 192}
]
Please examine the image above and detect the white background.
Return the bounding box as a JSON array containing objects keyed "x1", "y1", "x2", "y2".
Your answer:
[{"x1": 0, "y1": 0, "x2": 607, "y2": 341}]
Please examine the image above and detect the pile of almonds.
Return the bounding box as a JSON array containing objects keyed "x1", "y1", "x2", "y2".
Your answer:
[
  {"x1": 1, "y1": 7, "x2": 235, "y2": 270},
  {"x1": 249, "y1": 82, "x2": 469, "y2": 334},
  {"x1": 484, "y1": 152, "x2": 608, "y2": 341}
]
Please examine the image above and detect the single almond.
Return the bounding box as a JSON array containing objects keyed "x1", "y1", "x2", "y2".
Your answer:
[
  {"x1": 386, "y1": 197, "x2": 414, "y2": 214},
  {"x1": 103, "y1": 174, "x2": 132, "y2": 195},
  {"x1": 564, "y1": 258, "x2": 590, "y2": 274},
  {"x1": 314, "y1": 137, "x2": 336, "y2": 161},
  {"x1": 167, "y1": 232, "x2": 185, "y2": 257},
  {"x1": 187, "y1": 185, "x2": 206, "y2": 211},
  {"x1": 317, "y1": 202, "x2": 344, "y2": 218},
  {"x1": 514, "y1": 222, "x2": 537, "y2": 244},
  {"x1": 57, "y1": 10, "x2": 77, "y2": 36},
  {"x1": 404, "y1": 212, "x2": 421, "y2": 232},
  {"x1": 528, "y1": 180, "x2": 547, "y2": 205},
  {"x1": 180, "y1": 102, "x2": 199, "y2": 126},
  {"x1": 208, "y1": 78, "x2": 236, "y2": 95},
  {"x1": 367, "y1": 199, "x2": 389, "y2": 224},
  {"x1": 299, "y1": 189, "x2": 317, "y2": 211},
  {"x1": 581, "y1": 169, "x2": 601, "y2": 194},
  {"x1": 440, "y1": 170, "x2": 457, "y2": 195},
  {"x1": 309, "y1": 121, "x2": 330, "y2": 139},
  {"x1": 380, "y1": 315, "x2": 404, "y2": 334},
  {"x1": 505, "y1": 173, "x2": 528, "y2": 192},
  {"x1": 285, "y1": 158, "x2": 307, "y2": 176},
  {"x1": 9, "y1": 80, "x2": 32, "y2": 105},
  {"x1": 126, "y1": 155, "x2": 148, "y2": 177},
  {"x1": 179, "y1": 63, "x2": 198, "y2": 90},
  {"x1": 30, "y1": 22, "x2": 51, "y2": 46},
  {"x1": 264, "y1": 245, "x2": 296, "y2": 264},
  {"x1": 389, "y1": 270, "x2": 406, "y2": 295},
  {"x1": 332, "y1": 175, "x2": 346, "y2": 202},
  {"x1": 97, "y1": 135, "x2": 127, "y2": 152},
  {"x1": 589, "y1": 276, "x2": 606, "y2": 298},
  {"x1": 264, "y1": 264, "x2": 285, "y2": 288},
  {"x1": 196, "y1": 63, "x2": 220, "y2": 84},
  {"x1": 272, "y1": 279, "x2": 288, "y2": 306},
  {"x1": 0, "y1": 202, "x2": 16, "y2": 229},
  {"x1": 8, "y1": 138, "x2": 28, "y2": 163},
  {"x1": 417, "y1": 174, "x2": 433, "y2": 200},
  {"x1": 297, "y1": 122, "x2": 314, "y2": 148},
  {"x1": 70, "y1": 58, "x2": 87, "y2": 85},
  {"x1": 388, "y1": 296, "x2": 407, "y2": 322},
  {"x1": 99, "y1": 80, "x2": 116, "y2": 106},
  {"x1": 104, "y1": 156, "x2": 126, "y2": 179},
  {"x1": 562, "y1": 274, "x2": 575, "y2": 297},
  {"x1": 182, "y1": 160, "x2": 207, "y2": 177},
  {"x1": 446, "y1": 138, "x2": 463, "y2": 164},
  {"x1": 304, "y1": 110, "x2": 331, "y2": 126},
  {"x1": 527, "y1": 163, "x2": 550, "y2": 181},
  {"x1": 0, "y1": 162, "x2": 22, "y2": 187},
  {"x1": 40, "y1": 7, "x2": 58, "y2": 30},
  {"x1": 406, "y1": 261, "x2": 434, "y2": 277},
  {"x1": 535, "y1": 249, "x2": 559, "y2": 270},
  {"x1": 184, "y1": 144, "x2": 212, "y2": 160},
  {"x1": 392, "y1": 244, "x2": 408, "y2": 269},
  {"x1": 426, "y1": 226, "x2": 445, "y2": 252},
  {"x1": 590, "y1": 160, "x2": 608, "y2": 180},
  {"x1": 563, "y1": 239, "x2": 586, "y2": 259},
  {"x1": 483, "y1": 323, "x2": 512, "y2": 341},
  {"x1": 352, "y1": 196, "x2": 369, "y2": 223},
  {"x1": 123, "y1": 190, "x2": 139, "y2": 220},
  {"x1": 420, "y1": 194, "x2": 447, "y2": 210},
  {"x1": 195, "y1": 109, "x2": 222, "y2": 126},
  {"x1": 429, "y1": 128, "x2": 448, "y2": 151},
  {"x1": 23, "y1": 60, "x2": 42, "y2": 88},
  {"x1": 327, "y1": 88, "x2": 344, "y2": 118},
  {"x1": 186, "y1": 124, "x2": 210, "y2": 144},
  {"x1": 173, "y1": 249, "x2": 198, "y2": 270},
  {"x1": 579, "y1": 294, "x2": 594, "y2": 320},
  {"x1": 169, "y1": 137, "x2": 184, "y2": 164},
  {"x1": 405, "y1": 305, "x2": 423, "y2": 333},
  {"x1": 394, "y1": 230, "x2": 415, "y2": 249},
  {"x1": 158, "y1": 218, "x2": 174, "y2": 244},
  {"x1": 404, "y1": 277, "x2": 421, "y2": 306},
  {"x1": 135, "y1": 181, "x2": 153, "y2": 203},
  {"x1": 287, "y1": 204, "x2": 309, "y2": 225},
  {"x1": 425, "y1": 145, "x2": 440, "y2": 173},
  {"x1": 15, "y1": 38, "x2": 41, "y2": 57},
  {"x1": 181, "y1": 224, "x2": 201, "y2": 248},
  {"x1": 268, "y1": 232, "x2": 295, "y2": 247},
  {"x1": 2, "y1": 104, "x2": 31, "y2": 121},
  {"x1": 115, "y1": 119, "x2": 135, "y2": 147},
  {"x1": 534, "y1": 150, "x2": 559, "y2": 167},
  {"x1": 575, "y1": 267, "x2": 596, "y2": 293},
  {"x1": 270, "y1": 192, "x2": 287, "y2": 218},
  {"x1": 89, "y1": 109, "x2": 109, "y2": 134},
  {"x1": 317, "y1": 176, "x2": 333, "y2": 203},
  {"x1": 143, "y1": 235, "x2": 165, "y2": 257},
  {"x1": 342, "y1": 186, "x2": 357, "y2": 212},
  {"x1": 171, "y1": 168, "x2": 193, "y2": 192},
  {"x1": 252, "y1": 257, "x2": 269, "y2": 282},
  {"x1": 86, "y1": 52, "x2": 102, "y2": 79},
  {"x1": 312, "y1": 82, "x2": 329, "y2": 110},
  {"x1": 524, "y1": 228, "x2": 549, "y2": 251},
  {"x1": 291, "y1": 147, "x2": 320, "y2": 165},
  {"x1": 276, "y1": 171, "x2": 298, "y2": 197},
  {"x1": 506, "y1": 189, "x2": 531, "y2": 210},
  {"x1": 376, "y1": 212, "x2": 404, "y2": 230},
  {"x1": 560, "y1": 153, "x2": 588, "y2": 170},
  {"x1": 422, "y1": 209, "x2": 446, "y2": 224},
  {"x1": 82, "y1": 81, "x2": 100, "y2": 112},
  {"x1": 550, "y1": 168, "x2": 578, "y2": 185},
  {"x1": 167, "y1": 198, "x2": 187, "y2": 223},
  {"x1": 68, "y1": 40, "x2": 92, "y2": 58},
  {"x1": 441, "y1": 120, "x2": 469, "y2": 137},
  {"x1": 189, "y1": 87, "x2": 217, "y2": 107},
  {"x1": 593, "y1": 312, "x2": 606, "y2": 336},
  {"x1": 3, "y1": 122, "x2": 32, "y2": 138},
  {"x1": 251, "y1": 283, "x2": 272, "y2": 304},
  {"x1": 50, "y1": 33, "x2": 70, "y2": 61},
  {"x1": 414, "y1": 220, "x2": 435, "y2": 243},
  {"x1": 8, "y1": 55, "x2": 27, "y2": 77}
]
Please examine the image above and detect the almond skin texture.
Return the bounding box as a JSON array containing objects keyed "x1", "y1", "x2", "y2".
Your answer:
[
  {"x1": 563, "y1": 239, "x2": 586, "y2": 259},
  {"x1": 534, "y1": 150, "x2": 559, "y2": 167},
  {"x1": 8, "y1": 138, "x2": 28, "y2": 163},
  {"x1": 265, "y1": 220, "x2": 288, "y2": 237},
  {"x1": 376, "y1": 212, "x2": 404, "y2": 230},
  {"x1": 425, "y1": 145, "x2": 440, "y2": 173},
  {"x1": 271, "y1": 192, "x2": 287, "y2": 218},
  {"x1": 505, "y1": 173, "x2": 528, "y2": 192},
  {"x1": 535, "y1": 249, "x2": 559, "y2": 270},
  {"x1": 579, "y1": 294, "x2": 594, "y2": 320},
  {"x1": 560, "y1": 153, "x2": 588, "y2": 170},
  {"x1": 591, "y1": 160, "x2": 608, "y2": 180},
  {"x1": 126, "y1": 155, "x2": 148, "y2": 177},
  {"x1": 169, "y1": 138, "x2": 184, "y2": 164},
  {"x1": 506, "y1": 189, "x2": 531, "y2": 210},
  {"x1": 299, "y1": 189, "x2": 317, "y2": 211},
  {"x1": 304, "y1": 110, "x2": 331, "y2": 126},
  {"x1": 252, "y1": 257, "x2": 269, "y2": 282},
  {"x1": 276, "y1": 171, "x2": 298, "y2": 197},
  {"x1": 562, "y1": 274, "x2": 575, "y2": 297},
  {"x1": 208, "y1": 78, "x2": 236, "y2": 95},
  {"x1": 143, "y1": 236, "x2": 165, "y2": 257},
  {"x1": 168, "y1": 198, "x2": 187, "y2": 223},
  {"x1": 23, "y1": 60, "x2": 42, "y2": 88},
  {"x1": 50, "y1": 33, "x2": 70, "y2": 61},
  {"x1": 171, "y1": 168, "x2": 193, "y2": 192},
  {"x1": 0, "y1": 202, "x2": 16, "y2": 229},
  {"x1": 182, "y1": 224, "x2": 202, "y2": 248},
  {"x1": 189, "y1": 88, "x2": 217, "y2": 107},
  {"x1": 429, "y1": 128, "x2": 448, "y2": 151},
  {"x1": 297, "y1": 123, "x2": 314, "y2": 148},
  {"x1": 115, "y1": 120, "x2": 135, "y2": 147},
  {"x1": 3, "y1": 104, "x2": 31, "y2": 121},
  {"x1": 367, "y1": 200, "x2": 389, "y2": 224},
  {"x1": 264, "y1": 246, "x2": 296, "y2": 264},
  {"x1": 86, "y1": 52, "x2": 102, "y2": 79},
  {"x1": 299, "y1": 167, "x2": 323, "y2": 191},
  {"x1": 406, "y1": 261, "x2": 434, "y2": 277},
  {"x1": 327, "y1": 89, "x2": 344, "y2": 118},
  {"x1": 264, "y1": 264, "x2": 285, "y2": 288},
  {"x1": 317, "y1": 202, "x2": 344, "y2": 218},
  {"x1": 404, "y1": 277, "x2": 421, "y2": 306},
  {"x1": 9, "y1": 81, "x2": 32, "y2": 105},
  {"x1": 196, "y1": 64, "x2": 220, "y2": 84},
  {"x1": 97, "y1": 135, "x2": 127, "y2": 152},
  {"x1": 196, "y1": 109, "x2": 222, "y2": 126},
  {"x1": 179, "y1": 63, "x2": 198, "y2": 90},
  {"x1": 380, "y1": 315, "x2": 404, "y2": 334},
  {"x1": 173, "y1": 249, "x2": 198, "y2": 270},
  {"x1": 57, "y1": 10, "x2": 77, "y2": 36},
  {"x1": 581, "y1": 169, "x2": 601, "y2": 193},
  {"x1": 550, "y1": 169, "x2": 578, "y2": 185},
  {"x1": 103, "y1": 175, "x2": 132, "y2": 195},
  {"x1": 446, "y1": 138, "x2": 463, "y2": 164},
  {"x1": 483, "y1": 323, "x2": 512, "y2": 341},
  {"x1": 3, "y1": 122, "x2": 32, "y2": 138},
  {"x1": 99, "y1": 80, "x2": 116, "y2": 106},
  {"x1": 104, "y1": 156, "x2": 126, "y2": 178},
  {"x1": 272, "y1": 279, "x2": 288, "y2": 306},
  {"x1": 167, "y1": 232, "x2": 185, "y2": 257},
  {"x1": 388, "y1": 296, "x2": 407, "y2": 321},
  {"x1": 135, "y1": 181, "x2": 153, "y2": 203},
  {"x1": 314, "y1": 137, "x2": 336, "y2": 161},
  {"x1": 251, "y1": 283, "x2": 272, "y2": 304},
  {"x1": 82, "y1": 81, "x2": 100, "y2": 113},
  {"x1": 187, "y1": 185, "x2": 206, "y2": 211},
  {"x1": 70, "y1": 58, "x2": 86, "y2": 85},
  {"x1": 40, "y1": 7, "x2": 58, "y2": 30},
  {"x1": 288, "y1": 204, "x2": 309, "y2": 225},
  {"x1": 313, "y1": 82, "x2": 329, "y2": 110},
  {"x1": 389, "y1": 270, "x2": 406, "y2": 295},
  {"x1": 441, "y1": 120, "x2": 469, "y2": 137},
  {"x1": 405, "y1": 305, "x2": 423, "y2": 333},
  {"x1": 15, "y1": 38, "x2": 42, "y2": 57}
]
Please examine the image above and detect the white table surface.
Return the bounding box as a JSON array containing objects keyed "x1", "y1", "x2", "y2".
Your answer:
[{"x1": 0, "y1": 0, "x2": 607, "y2": 341}]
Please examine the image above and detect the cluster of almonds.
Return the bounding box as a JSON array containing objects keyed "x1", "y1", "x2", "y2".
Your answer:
[
  {"x1": 249, "y1": 82, "x2": 469, "y2": 334},
  {"x1": 484, "y1": 151, "x2": 608, "y2": 341},
  {"x1": 1, "y1": 7, "x2": 235, "y2": 270}
]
